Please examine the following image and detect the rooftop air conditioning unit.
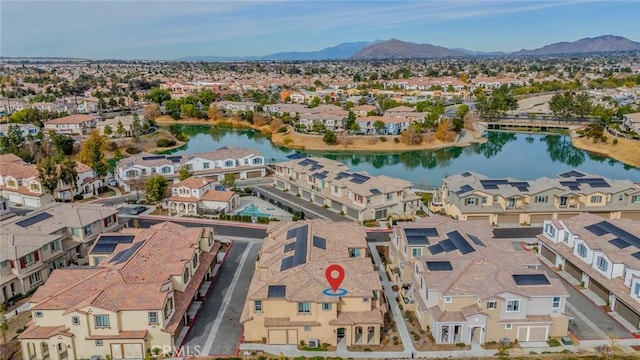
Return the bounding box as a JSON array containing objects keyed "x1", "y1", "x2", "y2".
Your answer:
[{"x1": 308, "y1": 339, "x2": 319, "y2": 348}]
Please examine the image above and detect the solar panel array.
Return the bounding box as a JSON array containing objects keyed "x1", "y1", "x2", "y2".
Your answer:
[
  {"x1": 298, "y1": 158, "x2": 318, "y2": 167},
  {"x1": 91, "y1": 235, "x2": 135, "y2": 254},
  {"x1": 512, "y1": 274, "x2": 550, "y2": 286},
  {"x1": 426, "y1": 261, "x2": 453, "y2": 271},
  {"x1": 286, "y1": 153, "x2": 306, "y2": 160},
  {"x1": 427, "y1": 231, "x2": 477, "y2": 255},
  {"x1": 280, "y1": 225, "x2": 309, "y2": 271},
  {"x1": 350, "y1": 173, "x2": 370, "y2": 184},
  {"x1": 167, "y1": 156, "x2": 182, "y2": 163},
  {"x1": 456, "y1": 184, "x2": 474, "y2": 195},
  {"x1": 16, "y1": 212, "x2": 53, "y2": 228},
  {"x1": 109, "y1": 240, "x2": 145, "y2": 264},
  {"x1": 467, "y1": 234, "x2": 486, "y2": 247},
  {"x1": 558, "y1": 170, "x2": 586, "y2": 178},
  {"x1": 560, "y1": 178, "x2": 611, "y2": 191},
  {"x1": 283, "y1": 242, "x2": 296, "y2": 253},
  {"x1": 267, "y1": 285, "x2": 286, "y2": 298},
  {"x1": 335, "y1": 172, "x2": 350, "y2": 180},
  {"x1": 479, "y1": 179, "x2": 530, "y2": 192},
  {"x1": 312, "y1": 171, "x2": 329, "y2": 180},
  {"x1": 404, "y1": 227, "x2": 438, "y2": 246},
  {"x1": 585, "y1": 221, "x2": 640, "y2": 261},
  {"x1": 312, "y1": 236, "x2": 326, "y2": 249},
  {"x1": 142, "y1": 155, "x2": 165, "y2": 161},
  {"x1": 370, "y1": 188, "x2": 381, "y2": 195},
  {"x1": 461, "y1": 172, "x2": 472, "y2": 177}
]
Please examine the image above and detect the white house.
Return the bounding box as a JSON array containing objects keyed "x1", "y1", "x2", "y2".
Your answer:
[{"x1": 168, "y1": 177, "x2": 239, "y2": 215}]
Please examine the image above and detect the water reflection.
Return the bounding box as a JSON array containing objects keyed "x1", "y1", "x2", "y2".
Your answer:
[
  {"x1": 540, "y1": 135, "x2": 586, "y2": 167},
  {"x1": 472, "y1": 132, "x2": 518, "y2": 158}
]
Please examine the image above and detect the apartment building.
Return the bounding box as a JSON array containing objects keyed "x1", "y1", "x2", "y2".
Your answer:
[
  {"x1": 241, "y1": 220, "x2": 385, "y2": 346},
  {"x1": 0, "y1": 203, "x2": 122, "y2": 305},
  {"x1": 116, "y1": 146, "x2": 265, "y2": 192},
  {"x1": 274, "y1": 157, "x2": 421, "y2": 221},
  {"x1": 537, "y1": 213, "x2": 640, "y2": 329},
  {"x1": 388, "y1": 215, "x2": 570, "y2": 344},
  {"x1": 439, "y1": 170, "x2": 640, "y2": 226},
  {"x1": 44, "y1": 114, "x2": 99, "y2": 135},
  {"x1": 215, "y1": 100, "x2": 259, "y2": 113},
  {"x1": 168, "y1": 176, "x2": 239, "y2": 216},
  {"x1": 0, "y1": 153, "x2": 54, "y2": 208},
  {"x1": 19, "y1": 222, "x2": 221, "y2": 360}
]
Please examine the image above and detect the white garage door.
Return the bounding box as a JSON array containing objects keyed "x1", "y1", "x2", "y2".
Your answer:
[
  {"x1": 517, "y1": 326, "x2": 547, "y2": 342},
  {"x1": 111, "y1": 344, "x2": 123, "y2": 359},
  {"x1": 24, "y1": 197, "x2": 40, "y2": 208},
  {"x1": 123, "y1": 344, "x2": 143, "y2": 358},
  {"x1": 7, "y1": 193, "x2": 22, "y2": 204}
]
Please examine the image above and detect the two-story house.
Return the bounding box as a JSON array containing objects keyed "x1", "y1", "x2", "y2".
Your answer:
[
  {"x1": 168, "y1": 177, "x2": 239, "y2": 216},
  {"x1": 116, "y1": 146, "x2": 265, "y2": 192},
  {"x1": 389, "y1": 215, "x2": 570, "y2": 344},
  {"x1": 18, "y1": 222, "x2": 222, "y2": 360},
  {"x1": 0, "y1": 203, "x2": 122, "y2": 305},
  {"x1": 0, "y1": 123, "x2": 40, "y2": 138},
  {"x1": 55, "y1": 162, "x2": 103, "y2": 201},
  {"x1": 274, "y1": 157, "x2": 421, "y2": 221},
  {"x1": 44, "y1": 114, "x2": 99, "y2": 135},
  {"x1": 96, "y1": 115, "x2": 148, "y2": 138},
  {"x1": 439, "y1": 170, "x2": 640, "y2": 226},
  {"x1": 240, "y1": 220, "x2": 385, "y2": 346},
  {"x1": 537, "y1": 213, "x2": 640, "y2": 329},
  {"x1": 622, "y1": 112, "x2": 640, "y2": 133},
  {"x1": 0, "y1": 153, "x2": 54, "y2": 208},
  {"x1": 215, "y1": 100, "x2": 260, "y2": 114}
]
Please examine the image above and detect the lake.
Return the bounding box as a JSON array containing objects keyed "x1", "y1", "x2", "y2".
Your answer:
[{"x1": 166, "y1": 125, "x2": 640, "y2": 189}]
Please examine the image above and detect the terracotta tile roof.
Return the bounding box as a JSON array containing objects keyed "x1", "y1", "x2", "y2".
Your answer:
[
  {"x1": 0, "y1": 153, "x2": 39, "y2": 179},
  {"x1": 200, "y1": 190, "x2": 234, "y2": 202},
  {"x1": 18, "y1": 325, "x2": 70, "y2": 340},
  {"x1": 172, "y1": 176, "x2": 214, "y2": 189},
  {"x1": 264, "y1": 317, "x2": 321, "y2": 327},
  {"x1": 329, "y1": 308, "x2": 384, "y2": 325},
  {"x1": 168, "y1": 195, "x2": 199, "y2": 203},
  {"x1": 45, "y1": 114, "x2": 97, "y2": 124}
]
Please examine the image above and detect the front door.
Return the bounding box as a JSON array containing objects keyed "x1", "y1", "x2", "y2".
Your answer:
[{"x1": 337, "y1": 327, "x2": 345, "y2": 343}]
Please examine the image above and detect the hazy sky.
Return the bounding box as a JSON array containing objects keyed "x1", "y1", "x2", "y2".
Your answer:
[{"x1": 1, "y1": 0, "x2": 639, "y2": 60}]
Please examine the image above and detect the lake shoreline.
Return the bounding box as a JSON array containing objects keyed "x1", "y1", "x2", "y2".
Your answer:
[{"x1": 570, "y1": 129, "x2": 640, "y2": 168}]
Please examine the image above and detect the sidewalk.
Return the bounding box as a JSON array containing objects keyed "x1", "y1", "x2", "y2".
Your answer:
[{"x1": 5, "y1": 302, "x2": 31, "y2": 320}]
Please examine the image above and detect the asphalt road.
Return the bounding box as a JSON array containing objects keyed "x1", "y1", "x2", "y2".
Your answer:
[
  {"x1": 182, "y1": 241, "x2": 260, "y2": 355},
  {"x1": 135, "y1": 217, "x2": 267, "y2": 239}
]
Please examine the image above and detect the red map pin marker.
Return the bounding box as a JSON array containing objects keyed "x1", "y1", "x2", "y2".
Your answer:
[{"x1": 325, "y1": 264, "x2": 345, "y2": 292}]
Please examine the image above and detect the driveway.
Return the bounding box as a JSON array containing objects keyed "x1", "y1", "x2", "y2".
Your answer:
[
  {"x1": 182, "y1": 241, "x2": 260, "y2": 355},
  {"x1": 254, "y1": 185, "x2": 350, "y2": 222}
]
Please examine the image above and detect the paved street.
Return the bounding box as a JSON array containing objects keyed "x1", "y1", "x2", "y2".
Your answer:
[
  {"x1": 182, "y1": 241, "x2": 260, "y2": 355},
  {"x1": 254, "y1": 185, "x2": 351, "y2": 222}
]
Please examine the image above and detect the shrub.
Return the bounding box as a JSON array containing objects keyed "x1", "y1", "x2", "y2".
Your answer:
[
  {"x1": 613, "y1": 138, "x2": 618, "y2": 145},
  {"x1": 393, "y1": 137, "x2": 400, "y2": 143},
  {"x1": 456, "y1": 342, "x2": 466, "y2": 347},
  {"x1": 73, "y1": 194, "x2": 84, "y2": 201},
  {"x1": 380, "y1": 136, "x2": 387, "y2": 142},
  {"x1": 278, "y1": 126, "x2": 288, "y2": 133},
  {"x1": 108, "y1": 141, "x2": 119, "y2": 151},
  {"x1": 156, "y1": 138, "x2": 177, "y2": 147},
  {"x1": 125, "y1": 146, "x2": 141, "y2": 154},
  {"x1": 283, "y1": 136, "x2": 293, "y2": 145},
  {"x1": 323, "y1": 130, "x2": 338, "y2": 145}
]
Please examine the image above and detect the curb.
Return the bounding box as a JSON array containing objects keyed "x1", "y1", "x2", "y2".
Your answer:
[{"x1": 177, "y1": 241, "x2": 234, "y2": 352}]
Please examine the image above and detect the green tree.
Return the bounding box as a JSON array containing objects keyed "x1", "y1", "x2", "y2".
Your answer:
[
  {"x1": 0, "y1": 124, "x2": 25, "y2": 155},
  {"x1": 323, "y1": 130, "x2": 338, "y2": 145},
  {"x1": 131, "y1": 113, "x2": 142, "y2": 140},
  {"x1": 144, "y1": 175, "x2": 168, "y2": 204},
  {"x1": 456, "y1": 104, "x2": 469, "y2": 121},
  {"x1": 310, "y1": 96, "x2": 321, "y2": 108},
  {"x1": 178, "y1": 164, "x2": 193, "y2": 181},
  {"x1": 59, "y1": 158, "x2": 78, "y2": 192},
  {"x1": 349, "y1": 122, "x2": 361, "y2": 133},
  {"x1": 221, "y1": 173, "x2": 236, "y2": 188},
  {"x1": 77, "y1": 130, "x2": 108, "y2": 177},
  {"x1": 116, "y1": 120, "x2": 126, "y2": 137},
  {"x1": 147, "y1": 87, "x2": 171, "y2": 104},
  {"x1": 181, "y1": 103, "x2": 197, "y2": 118},
  {"x1": 549, "y1": 91, "x2": 574, "y2": 120},
  {"x1": 346, "y1": 111, "x2": 357, "y2": 130},
  {"x1": 312, "y1": 122, "x2": 326, "y2": 133},
  {"x1": 344, "y1": 101, "x2": 355, "y2": 110},
  {"x1": 0, "y1": 304, "x2": 8, "y2": 345},
  {"x1": 37, "y1": 157, "x2": 60, "y2": 195},
  {"x1": 573, "y1": 92, "x2": 593, "y2": 119},
  {"x1": 51, "y1": 132, "x2": 74, "y2": 155},
  {"x1": 197, "y1": 89, "x2": 217, "y2": 106},
  {"x1": 373, "y1": 120, "x2": 386, "y2": 134},
  {"x1": 103, "y1": 124, "x2": 113, "y2": 136}
]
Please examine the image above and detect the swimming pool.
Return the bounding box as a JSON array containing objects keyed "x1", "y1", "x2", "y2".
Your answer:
[{"x1": 237, "y1": 204, "x2": 270, "y2": 218}]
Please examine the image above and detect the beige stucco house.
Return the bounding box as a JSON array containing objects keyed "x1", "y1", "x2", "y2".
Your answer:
[
  {"x1": 168, "y1": 177, "x2": 239, "y2": 215},
  {"x1": 241, "y1": 220, "x2": 386, "y2": 346}
]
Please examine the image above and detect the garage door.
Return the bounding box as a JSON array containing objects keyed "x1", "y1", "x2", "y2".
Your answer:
[
  {"x1": 331, "y1": 201, "x2": 342, "y2": 211},
  {"x1": 8, "y1": 193, "x2": 22, "y2": 204},
  {"x1": 346, "y1": 207, "x2": 359, "y2": 219},
  {"x1": 269, "y1": 329, "x2": 288, "y2": 344},
  {"x1": 466, "y1": 215, "x2": 490, "y2": 222},
  {"x1": 540, "y1": 245, "x2": 557, "y2": 264},
  {"x1": 565, "y1": 261, "x2": 582, "y2": 281},
  {"x1": 247, "y1": 170, "x2": 263, "y2": 179},
  {"x1": 615, "y1": 300, "x2": 640, "y2": 328},
  {"x1": 301, "y1": 190, "x2": 311, "y2": 200},
  {"x1": 314, "y1": 195, "x2": 325, "y2": 206},
  {"x1": 275, "y1": 180, "x2": 285, "y2": 189},
  {"x1": 621, "y1": 211, "x2": 640, "y2": 220},
  {"x1": 517, "y1": 326, "x2": 547, "y2": 342},
  {"x1": 24, "y1": 197, "x2": 40, "y2": 207},
  {"x1": 291, "y1": 185, "x2": 299, "y2": 194},
  {"x1": 588, "y1": 279, "x2": 609, "y2": 302},
  {"x1": 498, "y1": 213, "x2": 521, "y2": 224},
  {"x1": 287, "y1": 329, "x2": 298, "y2": 345},
  {"x1": 111, "y1": 344, "x2": 123, "y2": 359},
  {"x1": 530, "y1": 214, "x2": 552, "y2": 224},
  {"x1": 123, "y1": 344, "x2": 143, "y2": 358}
]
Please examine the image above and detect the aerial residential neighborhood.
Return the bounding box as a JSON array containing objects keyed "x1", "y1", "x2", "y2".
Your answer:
[{"x1": 1, "y1": 1, "x2": 640, "y2": 360}]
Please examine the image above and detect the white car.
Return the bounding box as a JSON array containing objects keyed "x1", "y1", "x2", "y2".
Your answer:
[{"x1": 108, "y1": 179, "x2": 118, "y2": 186}]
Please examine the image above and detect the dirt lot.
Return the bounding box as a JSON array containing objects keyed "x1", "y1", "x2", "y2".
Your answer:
[{"x1": 571, "y1": 129, "x2": 640, "y2": 168}]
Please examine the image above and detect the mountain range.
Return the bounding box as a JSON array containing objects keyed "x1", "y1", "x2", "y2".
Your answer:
[{"x1": 177, "y1": 35, "x2": 640, "y2": 61}]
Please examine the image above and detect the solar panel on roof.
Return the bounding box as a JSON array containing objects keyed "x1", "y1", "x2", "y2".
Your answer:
[
  {"x1": 142, "y1": 155, "x2": 165, "y2": 161},
  {"x1": 313, "y1": 236, "x2": 326, "y2": 249},
  {"x1": 267, "y1": 285, "x2": 286, "y2": 298},
  {"x1": 447, "y1": 231, "x2": 475, "y2": 255},
  {"x1": 293, "y1": 225, "x2": 308, "y2": 266},
  {"x1": 283, "y1": 242, "x2": 296, "y2": 252},
  {"x1": 558, "y1": 170, "x2": 586, "y2": 178},
  {"x1": 461, "y1": 172, "x2": 472, "y2": 177},
  {"x1": 632, "y1": 252, "x2": 640, "y2": 260},
  {"x1": 456, "y1": 184, "x2": 474, "y2": 195},
  {"x1": 286, "y1": 153, "x2": 306, "y2": 160},
  {"x1": 312, "y1": 172, "x2": 328, "y2": 180},
  {"x1": 286, "y1": 228, "x2": 297, "y2": 239},
  {"x1": 280, "y1": 256, "x2": 294, "y2": 271},
  {"x1": 91, "y1": 235, "x2": 136, "y2": 254},
  {"x1": 428, "y1": 244, "x2": 444, "y2": 255},
  {"x1": 467, "y1": 234, "x2": 486, "y2": 247},
  {"x1": 370, "y1": 188, "x2": 381, "y2": 195},
  {"x1": 585, "y1": 223, "x2": 609, "y2": 236},
  {"x1": 440, "y1": 239, "x2": 456, "y2": 252},
  {"x1": 513, "y1": 274, "x2": 550, "y2": 286},
  {"x1": 596, "y1": 221, "x2": 640, "y2": 249},
  {"x1": 407, "y1": 236, "x2": 429, "y2": 245},
  {"x1": 16, "y1": 212, "x2": 53, "y2": 228},
  {"x1": 109, "y1": 240, "x2": 145, "y2": 264},
  {"x1": 335, "y1": 172, "x2": 350, "y2": 180},
  {"x1": 426, "y1": 261, "x2": 453, "y2": 271},
  {"x1": 404, "y1": 228, "x2": 439, "y2": 237},
  {"x1": 609, "y1": 238, "x2": 631, "y2": 249},
  {"x1": 578, "y1": 178, "x2": 611, "y2": 188}
]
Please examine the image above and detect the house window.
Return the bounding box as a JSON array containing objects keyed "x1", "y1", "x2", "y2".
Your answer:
[
  {"x1": 482, "y1": 196, "x2": 488, "y2": 204},
  {"x1": 192, "y1": 253, "x2": 198, "y2": 268},
  {"x1": 591, "y1": 195, "x2": 602, "y2": 203},
  {"x1": 577, "y1": 243, "x2": 587, "y2": 258},
  {"x1": 322, "y1": 303, "x2": 332, "y2": 311},
  {"x1": 596, "y1": 256, "x2": 608, "y2": 272},
  {"x1": 493, "y1": 195, "x2": 499, "y2": 202},
  {"x1": 183, "y1": 268, "x2": 190, "y2": 283},
  {"x1": 225, "y1": 160, "x2": 234, "y2": 167},
  {"x1": 411, "y1": 248, "x2": 422, "y2": 257},
  {"x1": 96, "y1": 340, "x2": 103, "y2": 347},
  {"x1": 164, "y1": 297, "x2": 174, "y2": 320},
  {"x1": 632, "y1": 195, "x2": 640, "y2": 203},
  {"x1": 544, "y1": 224, "x2": 556, "y2": 237},
  {"x1": 444, "y1": 296, "x2": 452, "y2": 303},
  {"x1": 487, "y1": 301, "x2": 496, "y2": 310},
  {"x1": 6, "y1": 179, "x2": 16, "y2": 187},
  {"x1": 505, "y1": 324, "x2": 512, "y2": 330},
  {"x1": 147, "y1": 311, "x2": 159, "y2": 325},
  {"x1": 252, "y1": 158, "x2": 263, "y2": 165},
  {"x1": 29, "y1": 183, "x2": 41, "y2": 192},
  {"x1": 83, "y1": 224, "x2": 93, "y2": 236},
  {"x1": 563, "y1": 232, "x2": 569, "y2": 243},
  {"x1": 35, "y1": 311, "x2": 43, "y2": 318},
  {"x1": 72, "y1": 316, "x2": 80, "y2": 325},
  {"x1": 363, "y1": 297, "x2": 369, "y2": 303},
  {"x1": 29, "y1": 272, "x2": 42, "y2": 286},
  {"x1": 304, "y1": 325, "x2": 312, "y2": 332},
  {"x1": 535, "y1": 195, "x2": 548, "y2": 203},
  {"x1": 24, "y1": 253, "x2": 35, "y2": 266},
  {"x1": 161, "y1": 166, "x2": 171, "y2": 174},
  {"x1": 386, "y1": 193, "x2": 393, "y2": 201},
  {"x1": 254, "y1": 300, "x2": 262, "y2": 312},
  {"x1": 506, "y1": 299, "x2": 520, "y2": 312},
  {"x1": 94, "y1": 315, "x2": 110, "y2": 328},
  {"x1": 635, "y1": 283, "x2": 640, "y2": 297},
  {"x1": 50, "y1": 240, "x2": 60, "y2": 252},
  {"x1": 297, "y1": 302, "x2": 311, "y2": 314},
  {"x1": 203, "y1": 162, "x2": 210, "y2": 169},
  {"x1": 465, "y1": 197, "x2": 477, "y2": 205},
  {"x1": 552, "y1": 297, "x2": 561, "y2": 309},
  {"x1": 349, "y1": 248, "x2": 362, "y2": 257}
]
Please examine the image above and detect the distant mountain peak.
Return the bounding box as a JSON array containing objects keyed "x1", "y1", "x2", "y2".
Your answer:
[
  {"x1": 351, "y1": 39, "x2": 466, "y2": 60},
  {"x1": 512, "y1": 35, "x2": 640, "y2": 56}
]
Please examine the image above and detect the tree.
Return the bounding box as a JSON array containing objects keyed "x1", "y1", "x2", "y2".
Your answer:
[
  {"x1": 573, "y1": 92, "x2": 593, "y2": 119},
  {"x1": 323, "y1": 130, "x2": 338, "y2": 145},
  {"x1": 144, "y1": 175, "x2": 168, "y2": 204},
  {"x1": 346, "y1": 111, "x2": 357, "y2": 130},
  {"x1": 131, "y1": 113, "x2": 142, "y2": 140},
  {"x1": 197, "y1": 89, "x2": 217, "y2": 106},
  {"x1": 208, "y1": 103, "x2": 222, "y2": 121},
  {"x1": 77, "y1": 130, "x2": 108, "y2": 177},
  {"x1": 59, "y1": 158, "x2": 78, "y2": 192},
  {"x1": 549, "y1": 91, "x2": 574, "y2": 120},
  {"x1": 181, "y1": 103, "x2": 198, "y2": 118},
  {"x1": 435, "y1": 119, "x2": 456, "y2": 142},
  {"x1": 373, "y1": 120, "x2": 386, "y2": 134},
  {"x1": 37, "y1": 157, "x2": 59, "y2": 195},
  {"x1": 0, "y1": 124, "x2": 25, "y2": 155},
  {"x1": 0, "y1": 304, "x2": 8, "y2": 345},
  {"x1": 51, "y1": 132, "x2": 74, "y2": 155},
  {"x1": 143, "y1": 103, "x2": 161, "y2": 120},
  {"x1": 103, "y1": 124, "x2": 113, "y2": 136},
  {"x1": 221, "y1": 173, "x2": 236, "y2": 188},
  {"x1": 310, "y1": 96, "x2": 321, "y2": 108},
  {"x1": 147, "y1": 87, "x2": 171, "y2": 104},
  {"x1": 400, "y1": 124, "x2": 423, "y2": 145},
  {"x1": 312, "y1": 122, "x2": 326, "y2": 133},
  {"x1": 178, "y1": 164, "x2": 193, "y2": 181},
  {"x1": 116, "y1": 120, "x2": 126, "y2": 137}
]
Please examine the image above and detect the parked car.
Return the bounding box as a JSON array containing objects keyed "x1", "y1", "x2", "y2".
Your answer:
[
  {"x1": 108, "y1": 178, "x2": 118, "y2": 186},
  {"x1": 129, "y1": 205, "x2": 147, "y2": 215}
]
